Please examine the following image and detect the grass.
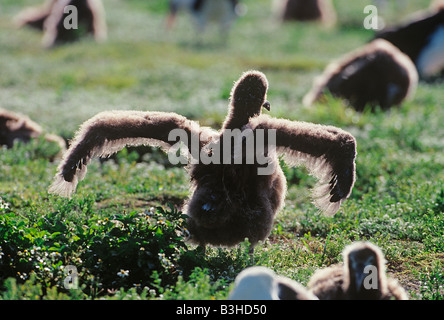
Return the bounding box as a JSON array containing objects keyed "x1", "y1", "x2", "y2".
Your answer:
[{"x1": 0, "y1": 0, "x2": 443, "y2": 300}]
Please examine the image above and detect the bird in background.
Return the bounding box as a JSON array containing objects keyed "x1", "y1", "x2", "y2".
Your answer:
[
  {"x1": 272, "y1": 0, "x2": 337, "y2": 27},
  {"x1": 14, "y1": 0, "x2": 107, "y2": 48},
  {"x1": 229, "y1": 266, "x2": 318, "y2": 300},
  {"x1": 166, "y1": 0, "x2": 244, "y2": 42},
  {"x1": 49, "y1": 70, "x2": 356, "y2": 251},
  {"x1": 374, "y1": 1, "x2": 444, "y2": 80},
  {"x1": 0, "y1": 108, "x2": 66, "y2": 157},
  {"x1": 303, "y1": 39, "x2": 418, "y2": 111},
  {"x1": 307, "y1": 241, "x2": 409, "y2": 300}
]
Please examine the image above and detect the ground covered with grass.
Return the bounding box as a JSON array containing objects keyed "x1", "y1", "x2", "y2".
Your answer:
[{"x1": 0, "y1": 0, "x2": 443, "y2": 300}]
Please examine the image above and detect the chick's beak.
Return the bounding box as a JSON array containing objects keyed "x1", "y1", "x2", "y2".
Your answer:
[{"x1": 262, "y1": 101, "x2": 271, "y2": 111}]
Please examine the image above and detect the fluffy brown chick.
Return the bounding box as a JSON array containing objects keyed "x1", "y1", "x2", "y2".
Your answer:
[
  {"x1": 307, "y1": 242, "x2": 408, "y2": 300},
  {"x1": 49, "y1": 70, "x2": 357, "y2": 249},
  {"x1": 303, "y1": 39, "x2": 418, "y2": 111}
]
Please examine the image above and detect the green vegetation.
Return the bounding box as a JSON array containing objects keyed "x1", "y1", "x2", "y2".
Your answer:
[{"x1": 0, "y1": 0, "x2": 443, "y2": 300}]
